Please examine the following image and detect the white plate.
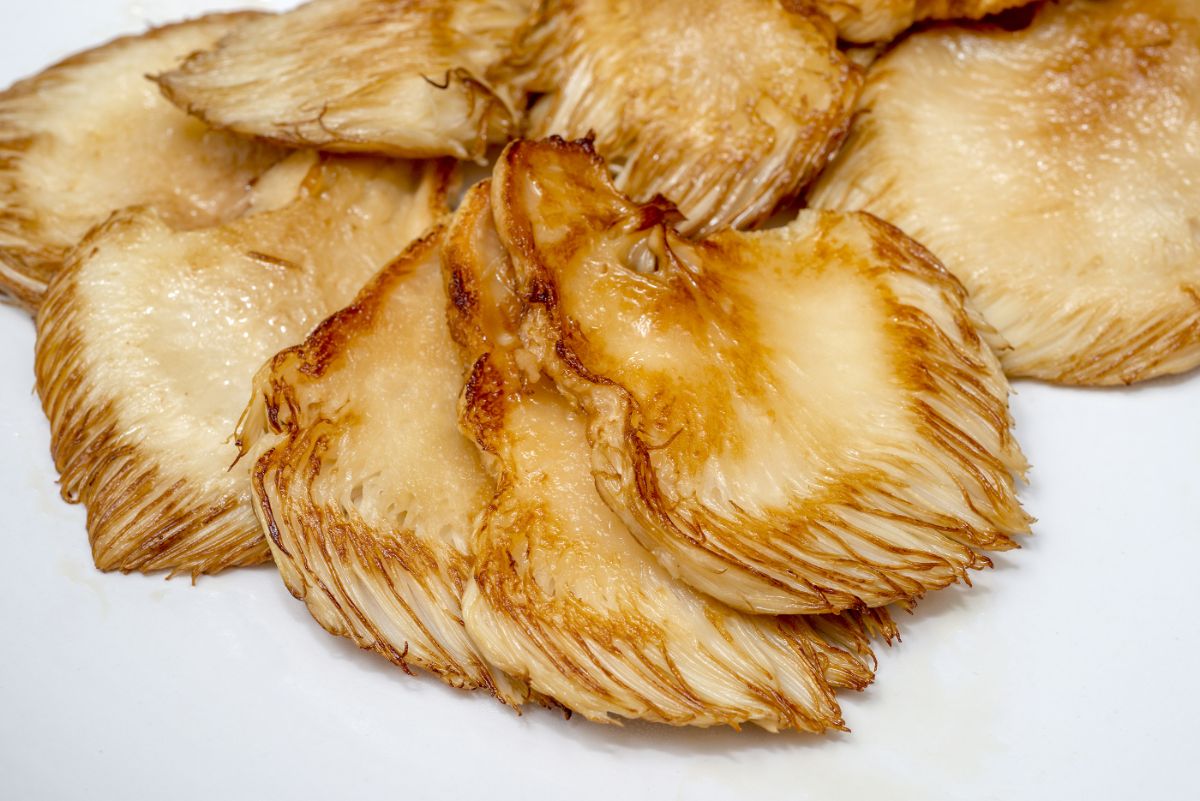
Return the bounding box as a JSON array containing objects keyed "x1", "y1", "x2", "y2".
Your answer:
[{"x1": 2, "y1": 4, "x2": 1197, "y2": 799}]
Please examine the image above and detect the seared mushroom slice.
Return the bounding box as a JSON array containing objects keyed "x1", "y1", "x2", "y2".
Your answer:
[
  {"x1": 156, "y1": 0, "x2": 535, "y2": 161},
  {"x1": 448, "y1": 182, "x2": 889, "y2": 729},
  {"x1": 239, "y1": 222, "x2": 526, "y2": 702},
  {"x1": 35, "y1": 154, "x2": 446, "y2": 576},
  {"x1": 493, "y1": 138, "x2": 1030, "y2": 615},
  {"x1": 505, "y1": 0, "x2": 861, "y2": 234},
  {"x1": 0, "y1": 13, "x2": 283, "y2": 309},
  {"x1": 810, "y1": 0, "x2": 1200, "y2": 385}
]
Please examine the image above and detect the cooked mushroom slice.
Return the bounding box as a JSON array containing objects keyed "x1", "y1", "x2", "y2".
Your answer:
[
  {"x1": 810, "y1": 0, "x2": 1200, "y2": 385},
  {"x1": 447, "y1": 182, "x2": 884, "y2": 729},
  {"x1": 807, "y1": 0, "x2": 1031, "y2": 44},
  {"x1": 156, "y1": 0, "x2": 535, "y2": 161},
  {"x1": 238, "y1": 224, "x2": 525, "y2": 701},
  {"x1": 505, "y1": 0, "x2": 861, "y2": 234},
  {"x1": 35, "y1": 154, "x2": 446, "y2": 576},
  {"x1": 0, "y1": 13, "x2": 283, "y2": 309},
  {"x1": 493, "y1": 138, "x2": 1030, "y2": 615}
]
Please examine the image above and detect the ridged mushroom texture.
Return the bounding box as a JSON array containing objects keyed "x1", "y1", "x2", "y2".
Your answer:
[
  {"x1": 34, "y1": 153, "x2": 448, "y2": 577},
  {"x1": 493, "y1": 138, "x2": 1032, "y2": 615},
  {"x1": 504, "y1": 0, "x2": 862, "y2": 234},
  {"x1": 237, "y1": 223, "x2": 530, "y2": 704},
  {"x1": 0, "y1": 14, "x2": 284, "y2": 309},
  {"x1": 810, "y1": 0, "x2": 1200, "y2": 385},
  {"x1": 155, "y1": 0, "x2": 537, "y2": 160},
  {"x1": 447, "y1": 181, "x2": 894, "y2": 730}
]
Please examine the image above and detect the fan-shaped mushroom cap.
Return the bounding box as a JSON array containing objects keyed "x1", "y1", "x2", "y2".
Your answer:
[
  {"x1": 506, "y1": 0, "x2": 861, "y2": 234},
  {"x1": 493, "y1": 138, "x2": 1030, "y2": 615},
  {"x1": 810, "y1": 0, "x2": 1200, "y2": 385},
  {"x1": 0, "y1": 13, "x2": 283, "y2": 309},
  {"x1": 156, "y1": 0, "x2": 536, "y2": 161},
  {"x1": 239, "y1": 221, "x2": 526, "y2": 701},
  {"x1": 448, "y1": 181, "x2": 889, "y2": 729},
  {"x1": 35, "y1": 154, "x2": 446, "y2": 576}
]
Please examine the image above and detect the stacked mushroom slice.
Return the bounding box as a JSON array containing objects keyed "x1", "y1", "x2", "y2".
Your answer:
[
  {"x1": 237, "y1": 167, "x2": 899, "y2": 729},
  {"x1": 504, "y1": 0, "x2": 862, "y2": 233},
  {"x1": 155, "y1": 0, "x2": 537, "y2": 160},
  {"x1": 0, "y1": 14, "x2": 284, "y2": 308},
  {"x1": 812, "y1": 0, "x2": 1200, "y2": 384},
  {"x1": 149, "y1": 0, "x2": 868, "y2": 234},
  {"x1": 448, "y1": 182, "x2": 888, "y2": 729},
  {"x1": 230, "y1": 136, "x2": 1026, "y2": 727},
  {"x1": 239, "y1": 223, "x2": 530, "y2": 701},
  {"x1": 493, "y1": 139, "x2": 1030, "y2": 614},
  {"x1": 35, "y1": 154, "x2": 448, "y2": 575},
  {"x1": 26, "y1": 0, "x2": 1198, "y2": 733}
]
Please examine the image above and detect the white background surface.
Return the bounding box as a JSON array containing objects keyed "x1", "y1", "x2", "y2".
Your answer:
[{"x1": 2, "y1": 3, "x2": 1198, "y2": 799}]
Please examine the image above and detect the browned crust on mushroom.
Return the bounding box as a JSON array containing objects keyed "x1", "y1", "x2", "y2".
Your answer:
[
  {"x1": 238, "y1": 224, "x2": 529, "y2": 703},
  {"x1": 444, "y1": 181, "x2": 893, "y2": 729},
  {"x1": 492, "y1": 137, "x2": 1030, "y2": 615},
  {"x1": 1037, "y1": 291, "x2": 1200, "y2": 385}
]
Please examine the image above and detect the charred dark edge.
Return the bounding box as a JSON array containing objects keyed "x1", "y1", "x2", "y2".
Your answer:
[
  {"x1": 819, "y1": 0, "x2": 1033, "y2": 44},
  {"x1": 441, "y1": 181, "x2": 493, "y2": 357}
]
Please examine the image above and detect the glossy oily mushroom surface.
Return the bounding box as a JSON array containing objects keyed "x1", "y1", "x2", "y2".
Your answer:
[
  {"x1": 810, "y1": 0, "x2": 1200, "y2": 385},
  {"x1": 5, "y1": 1, "x2": 1200, "y2": 796},
  {"x1": 493, "y1": 138, "x2": 1030, "y2": 615},
  {"x1": 156, "y1": 0, "x2": 536, "y2": 160},
  {"x1": 34, "y1": 154, "x2": 445, "y2": 576},
  {"x1": 447, "y1": 182, "x2": 890, "y2": 730},
  {"x1": 240, "y1": 224, "x2": 526, "y2": 702},
  {"x1": 507, "y1": 0, "x2": 861, "y2": 234},
  {"x1": 0, "y1": 13, "x2": 283, "y2": 309}
]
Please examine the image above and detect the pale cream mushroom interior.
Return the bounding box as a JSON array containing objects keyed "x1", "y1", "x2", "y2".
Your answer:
[
  {"x1": 35, "y1": 154, "x2": 446, "y2": 576},
  {"x1": 156, "y1": 0, "x2": 537, "y2": 161},
  {"x1": 448, "y1": 181, "x2": 888, "y2": 730},
  {"x1": 0, "y1": 13, "x2": 283, "y2": 309},
  {"x1": 505, "y1": 0, "x2": 862, "y2": 234},
  {"x1": 22, "y1": 0, "x2": 1191, "y2": 736},
  {"x1": 493, "y1": 138, "x2": 1030, "y2": 615},
  {"x1": 238, "y1": 221, "x2": 529, "y2": 703},
  {"x1": 810, "y1": 0, "x2": 1200, "y2": 385}
]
